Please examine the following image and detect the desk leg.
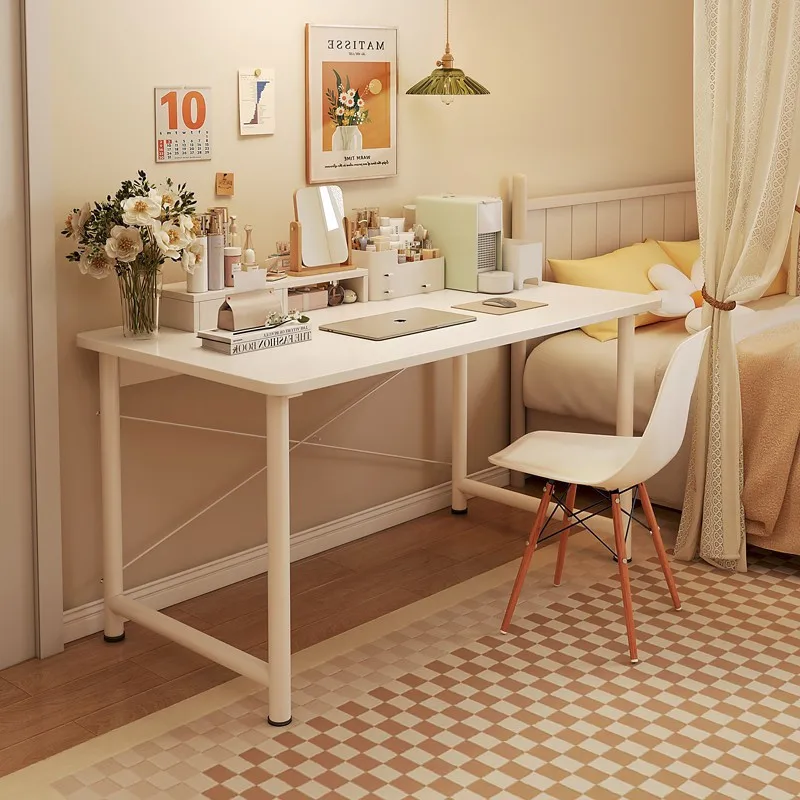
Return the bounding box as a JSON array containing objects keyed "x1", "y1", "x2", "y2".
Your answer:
[
  {"x1": 99, "y1": 354, "x2": 125, "y2": 642},
  {"x1": 509, "y1": 341, "x2": 527, "y2": 489},
  {"x1": 452, "y1": 355, "x2": 468, "y2": 514},
  {"x1": 616, "y1": 315, "x2": 635, "y2": 562},
  {"x1": 266, "y1": 395, "x2": 292, "y2": 726}
]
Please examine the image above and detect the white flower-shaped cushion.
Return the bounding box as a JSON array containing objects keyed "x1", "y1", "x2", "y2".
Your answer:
[
  {"x1": 682, "y1": 259, "x2": 756, "y2": 333},
  {"x1": 648, "y1": 261, "x2": 704, "y2": 319}
]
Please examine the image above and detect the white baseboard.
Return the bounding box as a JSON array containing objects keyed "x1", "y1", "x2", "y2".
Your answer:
[{"x1": 63, "y1": 467, "x2": 510, "y2": 643}]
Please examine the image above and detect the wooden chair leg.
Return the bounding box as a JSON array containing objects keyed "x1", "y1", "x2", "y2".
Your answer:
[
  {"x1": 501, "y1": 482, "x2": 554, "y2": 633},
  {"x1": 553, "y1": 484, "x2": 577, "y2": 586},
  {"x1": 638, "y1": 483, "x2": 681, "y2": 611},
  {"x1": 611, "y1": 492, "x2": 639, "y2": 664}
]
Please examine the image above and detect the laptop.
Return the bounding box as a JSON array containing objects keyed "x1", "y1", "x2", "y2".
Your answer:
[{"x1": 319, "y1": 307, "x2": 476, "y2": 341}]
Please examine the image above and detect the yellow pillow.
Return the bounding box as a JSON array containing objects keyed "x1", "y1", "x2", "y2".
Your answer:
[
  {"x1": 657, "y1": 238, "x2": 788, "y2": 297},
  {"x1": 655, "y1": 239, "x2": 699, "y2": 277},
  {"x1": 548, "y1": 240, "x2": 676, "y2": 342}
]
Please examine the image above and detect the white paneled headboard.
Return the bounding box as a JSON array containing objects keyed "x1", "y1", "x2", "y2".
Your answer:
[
  {"x1": 510, "y1": 174, "x2": 698, "y2": 280},
  {"x1": 506, "y1": 174, "x2": 698, "y2": 489},
  {"x1": 506, "y1": 174, "x2": 800, "y2": 489}
]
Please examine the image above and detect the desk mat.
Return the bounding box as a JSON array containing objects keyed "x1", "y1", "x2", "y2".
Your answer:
[{"x1": 452, "y1": 298, "x2": 548, "y2": 315}]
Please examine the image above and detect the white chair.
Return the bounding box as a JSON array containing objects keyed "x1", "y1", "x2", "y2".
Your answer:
[{"x1": 489, "y1": 328, "x2": 709, "y2": 664}]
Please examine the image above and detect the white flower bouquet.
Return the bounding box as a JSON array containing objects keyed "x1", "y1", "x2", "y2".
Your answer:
[
  {"x1": 63, "y1": 171, "x2": 199, "y2": 337},
  {"x1": 326, "y1": 70, "x2": 374, "y2": 128}
]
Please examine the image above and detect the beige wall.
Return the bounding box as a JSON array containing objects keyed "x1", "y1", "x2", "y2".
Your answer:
[
  {"x1": 51, "y1": 0, "x2": 694, "y2": 609},
  {"x1": 1, "y1": 0, "x2": 35, "y2": 665}
]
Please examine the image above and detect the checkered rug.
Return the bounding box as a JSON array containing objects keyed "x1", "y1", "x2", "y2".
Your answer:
[{"x1": 43, "y1": 547, "x2": 800, "y2": 799}]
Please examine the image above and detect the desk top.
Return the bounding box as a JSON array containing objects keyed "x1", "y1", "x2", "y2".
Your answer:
[{"x1": 77, "y1": 283, "x2": 659, "y2": 396}]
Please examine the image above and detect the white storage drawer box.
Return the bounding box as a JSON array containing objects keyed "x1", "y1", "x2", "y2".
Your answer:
[{"x1": 352, "y1": 250, "x2": 444, "y2": 302}]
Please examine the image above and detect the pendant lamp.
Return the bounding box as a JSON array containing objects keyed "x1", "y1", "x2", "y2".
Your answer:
[{"x1": 406, "y1": 0, "x2": 489, "y2": 103}]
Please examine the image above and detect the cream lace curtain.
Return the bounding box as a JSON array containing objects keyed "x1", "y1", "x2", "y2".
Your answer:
[{"x1": 675, "y1": 0, "x2": 800, "y2": 571}]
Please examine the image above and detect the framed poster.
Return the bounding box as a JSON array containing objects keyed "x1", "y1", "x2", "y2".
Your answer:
[
  {"x1": 305, "y1": 25, "x2": 398, "y2": 184},
  {"x1": 154, "y1": 86, "x2": 212, "y2": 163}
]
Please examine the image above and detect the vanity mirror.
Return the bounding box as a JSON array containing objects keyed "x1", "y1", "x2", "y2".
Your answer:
[{"x1": 289, "y1": 185, "x2": 354, "y2": 275}]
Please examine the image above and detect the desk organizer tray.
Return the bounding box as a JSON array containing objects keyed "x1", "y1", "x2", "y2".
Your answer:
[{"x1": 352, "y1": 250, "x2": 444, "y2": 302}]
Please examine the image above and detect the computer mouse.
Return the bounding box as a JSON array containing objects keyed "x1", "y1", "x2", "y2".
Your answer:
[{"x1": 483, "y1": 297, "x2": 517, "y2": 309}]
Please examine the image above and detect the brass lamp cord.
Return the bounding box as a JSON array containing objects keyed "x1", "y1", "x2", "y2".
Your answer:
[{"x1": 438, "y1": 0, "x2": 455, "y2": 69}]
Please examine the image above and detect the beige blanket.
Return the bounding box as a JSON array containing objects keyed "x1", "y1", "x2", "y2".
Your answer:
[{"x1": 739, "y1": 321, "x2": 800, "y2": 552}]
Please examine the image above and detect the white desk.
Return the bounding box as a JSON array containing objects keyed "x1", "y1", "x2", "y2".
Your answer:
[{"x1": 77, "y1": 282, "x2": 659, "y2": 726}]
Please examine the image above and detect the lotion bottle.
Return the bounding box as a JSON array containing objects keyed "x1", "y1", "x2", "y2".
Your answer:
[
  {"x1": 207, "y1": 214, "x2": 225, "y2": 291},
  {"x1": 229, "y1": 215, "x2": 241, "y2": 248},
  {"x1": 224, "y1": 246, "x2": 242, "y2": 288}
]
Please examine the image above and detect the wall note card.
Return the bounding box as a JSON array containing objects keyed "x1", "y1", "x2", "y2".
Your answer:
[
  {"x1": 154, "y1": 86, "x2": 212, "y2": 163},
  {"x1": 238, "y1": 69, "x2": 276, "y2": 136},
  {"x1": 215, "y1": 172, "x2": 234, "y2": 196}
]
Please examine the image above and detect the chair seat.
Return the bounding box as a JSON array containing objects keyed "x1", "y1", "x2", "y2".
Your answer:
[{"x1": 489, "y1": 430, "x2": 641, "y2": 489}]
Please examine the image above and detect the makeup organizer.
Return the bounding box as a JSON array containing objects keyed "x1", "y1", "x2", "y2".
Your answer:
[{"x1": 347, "y1": 203, "x2": 446, "y2": 301}]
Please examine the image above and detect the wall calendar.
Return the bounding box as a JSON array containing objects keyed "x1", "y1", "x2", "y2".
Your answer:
[{"x1": 154, "y1": 86, "x2": 212, "y2": 163}]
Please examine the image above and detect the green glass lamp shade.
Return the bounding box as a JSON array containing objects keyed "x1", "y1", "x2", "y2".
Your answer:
[
  {"x1": 406, "y1": 66, "x2": 489, "y2": 96},
  {"x1": 407, "y1": 0, "x2": 489, "y2": 98}
]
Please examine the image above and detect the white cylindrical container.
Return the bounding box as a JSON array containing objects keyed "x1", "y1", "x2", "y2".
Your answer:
[
  {"x1": 389, "y1": 217, "x2": 405, "y2": 234},
  {"x1": 502, "y1": 239, "x2": 543, "y2": 289},
  {"x1": 478, "y1": 270, "x2": 515, "y2": 294},
  {"x1": 186, "y1": 236, "x2": 208, "y2": 293},
  {"x1": 207, "y1": 228, "x2": 225, "y2": 292}
]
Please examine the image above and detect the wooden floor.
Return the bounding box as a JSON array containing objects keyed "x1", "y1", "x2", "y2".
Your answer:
[
  {"x1": 0, "y1": 491, "x2": 679, "y2": 778},
  {"x1": 0, "y1": 496, "x2": 545, "y2": 777}
]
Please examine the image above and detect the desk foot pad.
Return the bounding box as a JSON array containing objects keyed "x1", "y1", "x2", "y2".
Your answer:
[
  {"x1": 267, "y1": 716, "x2": 293, "y2": 728},
  {"x1": 451, "y1": 507, "x2": 468, "y2": 516},
  {"x1": 103, "y1": 632, "x2": 126, "y2": 643}
]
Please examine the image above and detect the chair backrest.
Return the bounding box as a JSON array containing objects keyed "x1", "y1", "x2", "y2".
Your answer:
[{"x1": 605, "y1": 328, "x2": 709, "y2": 490}]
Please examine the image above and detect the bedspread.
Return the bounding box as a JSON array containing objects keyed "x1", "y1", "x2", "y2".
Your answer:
[{"x1": 740, "y1": 321, "x2": 800, "y2": 552}]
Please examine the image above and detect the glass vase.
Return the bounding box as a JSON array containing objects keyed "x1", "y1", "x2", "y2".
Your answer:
[{"x1": 118, "y1": 261, "x2": 162, "y2": 339}]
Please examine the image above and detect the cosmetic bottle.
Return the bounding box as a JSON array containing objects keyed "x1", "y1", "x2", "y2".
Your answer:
[
  {"x1": 224, "y1": 246, "x2": 242, "y2": 288},
  {"x1": 207, "y1": 214, "x2": 225, "y2": 291},
  {"x1": 328, "y1": 281, "x2": 345, "y2": 306},
  {"x1": 229, "y1": 215, "x2": 241, "y2": 249},
  {"x1": 243, "y1": 225, "x2": 256, "y2": 266},
  {"x1": 186, "y1": 235, "x2": 208, "y2": 293}
]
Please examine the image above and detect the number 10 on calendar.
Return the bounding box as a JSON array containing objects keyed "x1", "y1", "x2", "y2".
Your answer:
[{"x1": 154, "y1": 87, "x2": 212, "y2": 163}]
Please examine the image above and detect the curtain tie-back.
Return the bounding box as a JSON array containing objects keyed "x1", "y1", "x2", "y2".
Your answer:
[{"x1": 701, "y1": 284, "x2": 737, "y2": 311}]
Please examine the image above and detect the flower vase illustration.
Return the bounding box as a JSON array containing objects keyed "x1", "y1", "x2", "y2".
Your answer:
[
  {"x1": 326, "y1": 70, "x2": 382, "y2": 153},
  {"x1": 332, "y1": 125, "x2": 363, "y2": 152}
]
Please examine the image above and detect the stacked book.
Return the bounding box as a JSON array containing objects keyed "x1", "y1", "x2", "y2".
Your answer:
[{"x1": 197, "y1": 321, "x2": 312, "y2": 355}]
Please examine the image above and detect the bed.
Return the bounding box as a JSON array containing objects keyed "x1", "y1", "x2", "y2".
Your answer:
[{"x1": 508, "y1": 174, "x2": 800, "y2": 552}]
